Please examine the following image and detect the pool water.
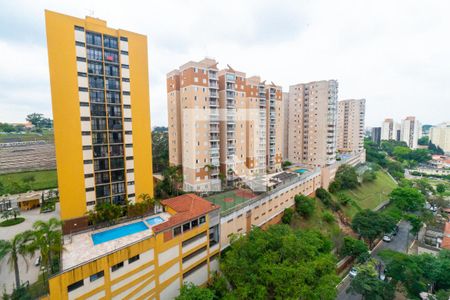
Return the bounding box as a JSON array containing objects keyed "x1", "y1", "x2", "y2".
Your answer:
[
  {"x1": 146, "y1": 216, "x2": 165, "y2": 226},
  {"x1": 92, "y1": 221, "x2": 148, "y2": 245},
  {"x1": 294, "y1": 169, "x2": 308, "y2": 174}
]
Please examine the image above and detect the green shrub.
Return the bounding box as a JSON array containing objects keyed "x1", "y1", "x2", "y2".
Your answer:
[
  {"x1": 322, "y1": 212, "x2": 335, "y2": 223},
  {"x1": 282, "y1": 208, "x2": 294, "y2": 224},
  {"x1": 294, "y1": 195, "x2": 315, "y2": 218}
]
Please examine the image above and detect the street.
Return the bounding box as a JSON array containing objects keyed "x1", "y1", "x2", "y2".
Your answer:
[
  {"x1": 0, "y1": 203, "x2": 60, "y2": 294},
  {"x1": 336, "y1": 221, "x2": 412, "y2": 300}
]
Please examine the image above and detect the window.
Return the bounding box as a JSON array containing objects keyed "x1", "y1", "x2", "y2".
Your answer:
[
  {"x1": 199, "y1": 216, "x2": 206, "y2": 224},
  {"x1": 67, "y1": 280, "x2": 84, "y2": 293},
  {"x1": 103, "y1": 35, "x2": 118, "y2": 49},
  {"x1": 120, "y1": 36, "x2": 128, "y2": 42},
  {"x1": 173, "y1": 226, "x2": 182, "y2": 236},
  {"x1": 183, "y1": 222, "x2": 191, "y2": 232},
  {"x1": 128, "y1": 254, "x2": 140, "y2": 264},
  {"x1": 86, "y1": 32, "x2": 102, "y2": 46},
  {"x1": 87, "y1": 47, "x2": 102, "y2": 61},
  {"x1": 74, "y1": 25, "x2": 84, "y2": 32},
  {"x1": 111, "y1": 261, "x2": 124, "y2": 272},
  {"x1": 90, "y1": 271, "x2": 104, "y2": 282},
  {"x1": 191, "y1": 219, "x2": 198, "y2": 228}
]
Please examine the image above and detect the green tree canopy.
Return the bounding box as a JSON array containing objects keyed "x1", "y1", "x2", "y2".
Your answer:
[
  {"x1": 351, "y1": 210, "x2": 396, "y2": 248},
  {"x1": 176, "y1": 282, "x2": 214, "y2": 300},
  {"x1": 221, "y1": 225, "x2": 339, "y2": 300},
  {"x1": 389, "y1": 187, "x2": 425, "y2": 211},
  {"x1": 342, "y1": 236, "x2": 369, "y2": 262},
  {"x1": 294, "y1": 194, "x2": 315, "y2": 218},
  {"x1": 436, "y1": 183, "x2": 446, "y2": 194}
]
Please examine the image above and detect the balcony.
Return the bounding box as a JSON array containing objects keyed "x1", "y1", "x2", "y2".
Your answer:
[{"x1": 210, "y1": 133, "x2": 219, "y2": 141}]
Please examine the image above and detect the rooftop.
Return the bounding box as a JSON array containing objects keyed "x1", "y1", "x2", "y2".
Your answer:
[{"x1": 62, "y1": 212, "x2": 171, "y2": 270}]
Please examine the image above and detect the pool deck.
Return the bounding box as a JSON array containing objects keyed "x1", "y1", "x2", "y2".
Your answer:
[{"x1": 62, "y1": 212, "x2": 171, "y2": 270}]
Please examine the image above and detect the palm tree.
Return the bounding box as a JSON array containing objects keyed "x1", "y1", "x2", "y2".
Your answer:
[
  {"x1": 32, "y1": 218, "x2": 63, "y2": 277},
  {"x1": 0, "y1": 231, "x2": 35, "y2": 289}
]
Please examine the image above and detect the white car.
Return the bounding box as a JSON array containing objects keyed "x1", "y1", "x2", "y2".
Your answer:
[
  {"x1": 349, "y1": 267, "x2": 358, "y2": 278},
  {"x1": 383, "y1": 234, "x2": 392, "y2": 242}
]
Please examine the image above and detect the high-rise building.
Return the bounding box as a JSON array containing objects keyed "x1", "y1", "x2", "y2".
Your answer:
[
  {"x1": 381, "y1": 118, "x2": 395, "y2": 141},
  {"x1": 429, "y1": 122, "x2": 450, "y2": 153},
  {"x1": 400, "y1": 116, "x2": 422, "y2": 149},
  {"x1": 45, "y1": 11, "x2": 153, "y2": 232},
  {"x1": 167, "y1": 58, "x2": 221, "y2": 192},
  {"x1": 337, "y1": 99, "x2": 366, "y2": 153},
  {"x1": 287, "y1": 80, "x2": 338, "y2": 167},
  {"x1": 282, "y1": 92, "x2": 289, "y2": 160},
  {"x1": 167, "y1": 59, "x2": 283, "y2": 191},
  {"x1": 371, "y1": 127, "x2": 382, "y2": 145}
]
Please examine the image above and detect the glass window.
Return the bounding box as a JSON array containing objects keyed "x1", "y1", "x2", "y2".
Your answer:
[
  {"x1": 89, "y1": 90, "x2": 105, "y2": 103},
  {"x1": 173, "y1": 226, "x2": 181, "y2": 236},
  {"x1": 199, "y1": 216, "x2": 206, "y2": 224},
  {"x1": 103, "y1": 35, "x2": 118, "y2": 49},
  {"x1": 110, "y1": 158, "x2": 124, "y2": 170},
  {"x1": 67, "y1": 280, "x2": 84, "y2": 293},
  {"x1": 108, "y1": 105, "x2": 122, "y2": 117},
  {"x1": 108, "y1": 118, "x2": 122, "y2": 130},
  {"x1": 94, "y1": 159, "x2": 109, "y2": 172},
  {"x1": 128, "y1": 255, "x2": 140, "y2": 264},
  {"x1": 91, "y1": 118, "x2": 106, "y2": 131},
  {"x1": 89, "y1": 271, "x2": 104, "y2": 282},
  {"x1": 93, "y1": 145, "x2": 108, "y2": 158},
  {"x1": 105, "y1": 64, "x2": 119, "y2": 77},
  {"x1": 89, "y1": 76, "x2": 104, "y2": 89},
  {"x1": 87, "y1": 47, "x2": 103, "y2": 61},
  {"x1": 104, "y1": 50, "x2": 119, "y2": 63},
  {"x1": 92, "y1": 132, "x2": 107, "y2": 145},
  {"x1": 95, "y1": 184, "x2": 110, "y2": 198},
  {"x1": 106, "y1": 78, "x2": 120, "y2": 90},
  {"x1": 95, "y1": 171, "x2": 109, "y2": 184},
  {"x1": 112, "y1": 182, "x2": 125, "y2": 194},
  {"x1": 111, "y1": 170, "x2": 125, "y2": 182},
  {"x1": 109, "y1": 132, "x2": 123, "y2": 144},
  {"x1": 182, "y1": 222, "x2": 191, "y2": 232},
  {"x1": 88, "y1": 62, "x2": 103, "y2": 75},
  {"x1": 90, "y1": 103, "x2": 106, "y2": 117},
  {"x1": 106, "y1": 91, "x2": 121, "y2": 104},
  {"x1": 86, "y1": 32, "x2": 102, "y2": 46},
  {"x1": 111, "y1": 262, "x2": 124, "y2": 272}
]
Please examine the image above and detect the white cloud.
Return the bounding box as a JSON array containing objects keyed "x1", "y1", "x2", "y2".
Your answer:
[{"x1": 0, "y1": 0, "x2": 449, "y2": 127}]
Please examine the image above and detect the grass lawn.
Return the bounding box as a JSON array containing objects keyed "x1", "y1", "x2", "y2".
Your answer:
[
  {"x1": 0, "y1": 132, "x2": 54, "y2": 143},
  {"x1": 0, "y1": 170, "x2": 58, "y2": 195},
  {"x1": 290, "y1": 200, "x2": 340, "y2": 237},
  {"x1": 338, "y1": 170, "x2": 397, "y2": 219}
]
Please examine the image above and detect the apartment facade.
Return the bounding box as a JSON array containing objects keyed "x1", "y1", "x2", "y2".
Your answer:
[
  {"x1": 45, "y1": 11, "x2": 153, "y2": 233},
  {"x1": 400, "y1": 116, "x2": 422, "y2": 149},
  {"x1": 287, "y1": 80, "x2": 338, "y2": 167},
  {"x1": 337, "y1": 99, "x2": 366, "y2": 153},
  {"x1": 429, "y1": 122, "x2": 450, "y2": 153},
  {"x1": 167, "y1": 59, "x2": 283, "y2": 192},
  {"x1": 167, "y1": 59, "x2": 221, "y2": 192},
  {"x1": 48, "y1": 194, "x2": 221, "y2": 300},
  {"x1": 282, "y1": 92, "x2": 289, "y2": 160},
  {"x1": 371, "y1": 127, "x2": 381, "y2": 145},
  {"x1": 381, "y1": 118, "x2": 395, "y2": 141}
]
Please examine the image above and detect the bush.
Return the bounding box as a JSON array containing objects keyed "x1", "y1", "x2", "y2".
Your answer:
[
  {"x1": 436, "y1": 183, "x2": 446, "y2": 194},
  {"x1": 342, "y1": 236, "x2": 369, "y2": 262},
  {"x1": 337, "y1": 193, "x2": 352, "y2": 206},
  {"x1": 328, "y1": 181, "x2": 341, "y2": 193},
  {"x1": 322, "y1": 212, "x2": 335, "y2": 223},
  {"x1": 362, "y1": 170, "x2": 377, "y2": 182},
  {"x1": 316, "y1": 188, "x2": 340, "y2": 211},
  {"x1": 0, "y1": 217, "x2": 25, "y2": 227},
  {"x1": 282, "y1": 208, "x2": 294, "y2": 224},
  {"x1": 294, "y1": 195, "x2": 315, "y2": 218}
]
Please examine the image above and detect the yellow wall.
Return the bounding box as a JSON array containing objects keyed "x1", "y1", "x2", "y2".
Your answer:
[
  {"x1": 45, "y1": 10, "x2": 88, "y2": 220},
  {"x1": 45, "y1": 10, "x2": 153, "y2": 221},
  {"x1": 48, "y1": 220, "x2": 217, "y2": 300}
]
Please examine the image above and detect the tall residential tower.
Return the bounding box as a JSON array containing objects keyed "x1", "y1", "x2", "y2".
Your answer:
[
  {"x1": 337, "y1": 99, "x2": 366, "y2": 153},
  {"x1": 400, "y1": 116, "x2": 422, "y2": 149},
  {"x1": 287, "y1": 80, "x2": 338, "y2": 167},
  {"x1": 46, "y1": 11, "x2": 153, "y2": 232}
]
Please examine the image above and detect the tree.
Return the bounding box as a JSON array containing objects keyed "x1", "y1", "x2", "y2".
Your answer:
[
  {"x1": 342, "y1": 237, "x2": 369, "y2": 262},
  {"x1": 333, "y1": 164, "x2": 359, "y2": 191},
  {"x1": 0, "y1": 231, "x2": 35, "y2": 289},
  {"x1": 418, "y1": 136, "x2": 429, "y2": 146},
  {"x1": 362, "y1": 170, "x2": 377, "y2": 183},
  {"x1": 87, "y1": 203, "x2": 123, "y2": 225},
  {"x1": 316, "y1": 188, "x2": 340, "y2": 211},
  {"x1": 281, "y1": 161, "x2": 292, "y2": 169},
  {"x1": 152, "y1": 130, "x2": 169, "y2": 173},
  {"x1": 351, "y1": 210, "x2": 396, "y2": 248},
  {"x1": 176, "y1": 283, "x2": 214, "y2": 300},
  {"x1": 393, "y1": 146, "x2": 412, "y2": 161},
  {"x1": 281, "y1": 208, "x2": 294, "y2": 224},
  {"x1": 405, "y1": 214, "x2": 422, "y2": 237},
  {"x1": 337, "y1": 193, "x2": 352, "y2": 206},
  {"x1": 379, "y1": 249, "x2": 450, "y2": 298},
  {"x1": 26, "y1": 113, "x2": 44, "y2": 128},
  {"x1": 389, "y1": 187, "x2": 425, "y2": 211},
  {"x1": 436, "y1": 183, "x2": 446, "y2": 194},
  {"x1": 347, "y1": 262, "x2": 395, "y2": 300},
  {"x1": 322, "y1": 211, "x2": 335, "y2": 223},
  {"x1": 221, "y1": 225, "x2": 338, "y2": 300},
  {"x1": 31, "y1": 218, "x2": 63, "y2": 277},
  {"x1": 294, "y1": 194, "x2": 315, "y2": 218}
]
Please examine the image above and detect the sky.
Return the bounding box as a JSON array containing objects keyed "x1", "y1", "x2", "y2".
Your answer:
[{"x1": 0, "y1": 0, "x2": 449, "y2": 127}]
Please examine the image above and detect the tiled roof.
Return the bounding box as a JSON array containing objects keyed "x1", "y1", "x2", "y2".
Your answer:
[
  {"x1": 153, "y1": 194, "x2": 219, "y2": 233},
  {"x1": 442, "y1": 222, "x2": 450, "y2": 250}
]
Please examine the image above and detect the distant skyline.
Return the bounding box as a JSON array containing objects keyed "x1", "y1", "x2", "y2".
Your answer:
[{"x1": 1, "y1": 0, "x2": 450, "y2": 127}]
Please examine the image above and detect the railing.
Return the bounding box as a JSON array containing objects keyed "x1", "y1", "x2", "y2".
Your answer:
[{"x1": 220, "y1": 168, "x2": 321, "y2": 217}]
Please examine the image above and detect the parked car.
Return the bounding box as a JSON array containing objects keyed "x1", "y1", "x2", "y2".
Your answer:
[
  {"x1": 383, "y1": 234, "x2": 393, "y2": 242},
  {"x1": 34, "y1": 256, "x2": 41, "y2": 267},
  {"x1": 349, "y1": 267, "x2": 358, "y2": 278}
]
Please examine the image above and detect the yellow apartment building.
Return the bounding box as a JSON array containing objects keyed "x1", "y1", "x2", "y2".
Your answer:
[{"x1": 45, "y1": 10, "x2": 153, "y2": 233}]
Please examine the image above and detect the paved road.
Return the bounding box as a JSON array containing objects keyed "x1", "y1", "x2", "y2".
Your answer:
[
  {"x1": 0, "y1": 203, "x2": 60, "y2": 294},
  {"x1": 336, "y1": 221, "x2": 412, "y2": 300}
]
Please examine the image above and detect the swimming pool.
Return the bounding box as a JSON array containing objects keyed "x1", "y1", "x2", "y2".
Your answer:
[
  {"x1": 92, "y1": 221, "x2": 148, "y2": 245},
  {"x1": 146, "y1": 216, "x2": 165, "y2": 226},
  {"x1": 294, "y1": 169, "x2": 308, "y2": 174}
]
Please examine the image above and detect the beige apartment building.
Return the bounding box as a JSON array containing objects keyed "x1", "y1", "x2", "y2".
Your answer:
[
  {"x1": 282, "y1": 92, "x2": 289, "y2": 160},
  {"x1": 400, "y1": 116, "x2": 422, "y2": 149},
  {"x1": 167, "y1": 59, "x2": 283, "y2": 192},
  {"x1": 337, "y1": 99, "x2": 366, "y2": 153},
  {"x1": 430, "y1": 122, "x2": 450, "y2": 153},
  {"x1": 287, "y1": 80, "x2": 338, "y2": 167},
  {"x1": 381, "y1": 118, "x2": 395, "y2": 141}
]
